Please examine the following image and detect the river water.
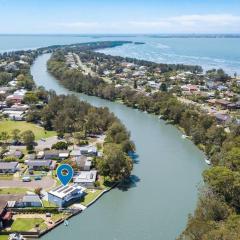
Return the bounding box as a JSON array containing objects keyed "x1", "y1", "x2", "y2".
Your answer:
[{"x1": 30, "y1": 53, "x2": 206, "y2": 240}]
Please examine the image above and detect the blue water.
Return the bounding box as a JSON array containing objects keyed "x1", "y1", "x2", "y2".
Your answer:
[{"x1": 0, "y1": 34, "x2": 240, "y2": 75}]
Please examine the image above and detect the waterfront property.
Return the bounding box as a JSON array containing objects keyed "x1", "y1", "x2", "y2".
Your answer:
[
  {"x1": 73, "y1": 170, "x2": 97, "y2": 187},
  {"x1": 48, "y1": 184, "x2": 86, "y2": 207}
]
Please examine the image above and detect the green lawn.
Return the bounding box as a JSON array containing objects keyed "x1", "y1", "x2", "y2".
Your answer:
[
  {"x1": 0, "y1": 120, "x2": 56, "y2": 140},
  {"x1": 42, "y1": 200, "x2": 57, "y2": 208},
  {"x1": 11, "y1": 218, "x2": 46, "y2": 231},
  {"x1": 51, "y1": 213, "x2": 64, "y2": 223},
  {"x1": 0, "y1": 235, "x2": 8, "y2": 240},
  {"x1": 80, "y1": 189, "x2": 103, "y2": 206},
  {"x1": 0, "y1": 188, "x2": 28, "y2": 195}
]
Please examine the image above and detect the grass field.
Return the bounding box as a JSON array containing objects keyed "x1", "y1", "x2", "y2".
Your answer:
[
  {"x1": 0, "y1": 235, "x2": 8, "y2": 240},
  {"x1": 0, "y1": 120, "x2": 56, "y2": 140},
  {"x1": 0, "y1": 188, "x2": 28, "y2": 195},
  {"x1": 11, "y1": 218, "x2": 46, "y2": 231},
  {"x1": 80, "y1": 189, "x2": 103, "y2": 206}
]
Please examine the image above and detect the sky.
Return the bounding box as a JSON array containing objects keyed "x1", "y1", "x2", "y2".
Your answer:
[{"x1": 0, "y1": 0, "x2": 240, "y2": 34}]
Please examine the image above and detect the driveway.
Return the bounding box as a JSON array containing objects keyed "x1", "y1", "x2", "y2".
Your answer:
[{"x1": 0, "y1": 176, "x2": 56, "y2": 190}]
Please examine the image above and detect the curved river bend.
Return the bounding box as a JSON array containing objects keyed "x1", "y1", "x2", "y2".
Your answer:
[{"x1": 31, "y1": 54, "x2": 206, "y2": 240}]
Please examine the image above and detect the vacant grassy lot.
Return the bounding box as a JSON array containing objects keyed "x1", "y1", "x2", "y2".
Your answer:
[
  {"x1": 0, "y1": 120, "x2": 56, "y2": 140},
  {"x1": 11, "y1": 218, "x2": 46, "y2": 231}
]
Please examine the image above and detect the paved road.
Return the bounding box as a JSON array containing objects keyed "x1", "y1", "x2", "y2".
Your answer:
[{"x1": 0, "y1": 176, "x2": 56, "y2": 190}]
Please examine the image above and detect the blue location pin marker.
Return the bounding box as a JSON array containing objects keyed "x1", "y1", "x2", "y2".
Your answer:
[{"x1": 57, "y1": 164, "x2": 74, "y2": 186}]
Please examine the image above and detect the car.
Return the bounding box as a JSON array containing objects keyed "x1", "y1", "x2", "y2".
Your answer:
[
  {"x1": 22, "y1": 176, "x2": 31, "y2": 182},
  {"x1": 34, "y1": 176, "x2": 42, "y2": 180}
]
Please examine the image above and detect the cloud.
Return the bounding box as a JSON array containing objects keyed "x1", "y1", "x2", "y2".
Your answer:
[
  {"x1": 56, "y1": 21, "x2": 101, "y2": 28},
  {"x1": 53, "y1": 14, "x2": 240, "y2": 33},
  {"x1": 129, "y1": 14, "x2": 240, "y2": 33}
]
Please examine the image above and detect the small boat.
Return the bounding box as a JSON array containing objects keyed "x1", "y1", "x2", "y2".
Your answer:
[
  {"x1": 8, "y1": 233, "x2": 25, "y2": 240},
  {"x1": 205, "y1": 159, "x2": 211, "y2": 165},
  {"x1": 181, "y1": 135, "x2": 187, "y2": 139},
  {"x1": 64, "y1": 220, "x2": 69, "y2": 226}
]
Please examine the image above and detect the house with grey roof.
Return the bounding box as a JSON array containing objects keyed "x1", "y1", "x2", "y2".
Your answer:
[
  {"x1": 74, "y1": 155, "x2": 92, "y2": 171},
  {"x1": 25, "y1": 160, "x2": 56, "y2": 171},
  {"x1": 15, "y1": 194, "x2": 42, "y2": 208},
  {"x1": 0, "y1": 162, "x2": 19, "y2": 174}
]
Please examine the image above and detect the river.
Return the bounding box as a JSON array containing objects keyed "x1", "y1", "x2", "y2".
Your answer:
[{"x1": 31, "y1": 53, "x2": 206, "y2": 240}]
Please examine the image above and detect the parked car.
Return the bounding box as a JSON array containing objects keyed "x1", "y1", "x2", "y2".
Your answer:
[
  {"x1": 22, "y1": 176, "x2": 31, "y2": 182},
  {"x1": 34, "y1": 176, "x2": 42, "y2": 180}
]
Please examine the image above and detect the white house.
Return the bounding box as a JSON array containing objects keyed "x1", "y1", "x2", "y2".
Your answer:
[
  {"x1": 73, "y1": 170, "x2": 97, "y2": 187},
  {"x1": 48, "y1": 184, "x2": 86, "y2": 207}
]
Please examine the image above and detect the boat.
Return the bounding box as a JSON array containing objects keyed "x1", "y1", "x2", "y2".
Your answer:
[
  {"x1": 205, "y1": 159, "x2": 211, "y2": 165},
  {"x1": 64, "y1": 219, "x2": 69, "y2": 226},
  {"x1": 181, "y1": 134, "x2": 187, "y2": 139},
  {"x1": 8, "y1": 233, "x2": 25, "y2": 240}
]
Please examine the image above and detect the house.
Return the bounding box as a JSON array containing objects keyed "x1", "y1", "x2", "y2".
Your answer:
[
  {"x1": 15, "y1": 194, "x2": 42, "y2": 208},
  {"x1": 74, "y1": 156, "x2": 92, "y2": 171},
  {"x1": 181, "y1": 84, "x2": 199, "y2": 92},
  {"x1": 227, "y1": 101, "x2": 240, "y2": 110},
  {"x1": 48, "y1": 184, "x2": 86, "y2": 207},
  {"x1": 59, "y1": 151, "x2": 69, "y2": 160},
  {"x1": 0, "y1": 200, "x2": 12, "y2": 229},
  {"x1": 4, "y1": 150, "x2": 23, "y2": 159},
  {"x1": 6, "y1": 95, "x2": 24, "y2": 104},
  {"x1": 215, "y1": 113, "x2": 231, "y2": 124},
  {"x1": 26, "y1": 160, "x2": 56, "y2": 171},
  {"x1": 215, "y1": 99, "x2": 231, "y2": 109},
  {"x1": 70, "y1": 149, "x2": 82, "y2": 158},
  {"x1": 80, "y1": 146, "x2": 97, "y2": 156},
  {"x1": 73, "y1": 170, "x2": 97, "y2": 187},
  {"x1": 0, "y1": 162, "x2": 19, "y2": 174},
  {"x1": 43, "y1": 150, "x2": 69, "y2": 160},
  {"x1": 2, "y1": 110, "x2": 25, "y2": 121}
]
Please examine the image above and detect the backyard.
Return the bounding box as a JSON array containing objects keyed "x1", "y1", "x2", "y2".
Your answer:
[{"x1": 10, "y1": 218, "x2": 47, "y2": 231}]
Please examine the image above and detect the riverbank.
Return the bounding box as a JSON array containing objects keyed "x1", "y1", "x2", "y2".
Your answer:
[
  {"x1": 31, "y1": 52, "x2": 206, "y2": 240},
  {"x1": 45, "y1": 45, "x2": 240, "y2": 240}
]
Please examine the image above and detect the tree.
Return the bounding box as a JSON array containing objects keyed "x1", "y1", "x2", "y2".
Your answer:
[
  {"x1": 160, "y1": 83, "x2": 167, "y2": 92},
  {"x1": 97, "y1": 144, "x2": 133, "y2": 180},
  {"x1": 21, "y1": 130, "x2": 35, "y2": 150},
  {"x1": 23, "y1": 92, "x2": 38, "y2": 104},
  {"x1": 223, "y1": 147, "x2": 240, "y2": 171},
  {"x1": 133, "y1": 80, "x2": 137, "y2": 89},
  {"x1": 0, "y1": 131, "x2": 10, "y2": 145},
  {"x1": 52, "y1": 141, "x2": 68, "y2": 150},
  {"x1": 73, "y1": 132, "x2": 85, "y2": 146},
  {"x1": 11, "y1": 129, "x2": 21, "y2": 143},
  {"x1": 34, "y1": 187, "x2": 42, "y2": 196},
  {"x1": 203, "y1": 166, "x2": 240, "y2": 208}
]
